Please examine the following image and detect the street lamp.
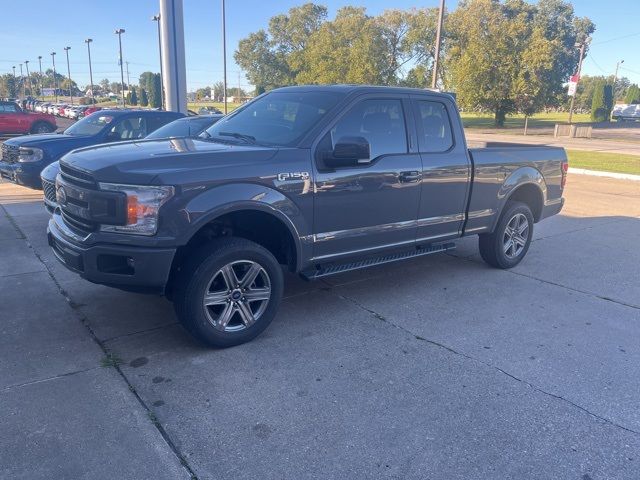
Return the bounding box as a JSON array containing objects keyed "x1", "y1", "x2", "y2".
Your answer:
[
  {"x1": 51, "y1": 52, "x2": 58, "y2": 103},
  {"x1": 24, "y1": 61, "x2": 31, "y2": 97},
  {"x1": 568, "y1": 36, "x2": 591, "y2": 125},
  {"x1": 38, "y1": 56, "x2": 43, "y2": 100},
  {"x1": 151, "y1": 14, "x2": 164, "y2": 109},
  {"x1": 19, "y1": 63, "x2": 24, "y2": 98},
  {"x1": 114, "y1": 28, "x2": 126, "y2": 107},
  {"x1": 611, "y1": 60, "x2": 624, "y2": 120},
  {"x1": 11, "y1": 66, "x2": 16, "y2": 98},
  {"x1": 85, "y1": 39, "x2": 95, "y2": 104},
  {"x1": 64, "y1": 46, "x2": 73, "y2": 105}
]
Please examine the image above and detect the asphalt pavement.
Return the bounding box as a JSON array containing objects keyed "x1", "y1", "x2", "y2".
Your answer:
[{"x1": 1, "y1": 173, "x2": 639, "y2": 479}]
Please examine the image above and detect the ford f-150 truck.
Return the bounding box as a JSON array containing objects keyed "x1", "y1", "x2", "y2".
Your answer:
[{"x1": 47, "y1": 85, "x2": 567, "y2": 347}]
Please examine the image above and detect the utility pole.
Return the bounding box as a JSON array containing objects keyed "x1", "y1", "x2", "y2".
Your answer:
[
  {"x1": 19, "y1": 63, "x2": 24, "y2": 98},
  {"x1": 85, "y1": 39, "x2": 95, "y2": 104},
  {"x1": 114, "y1": 28, "x2": 126, "y2": 107},
  {"x1": 24, "y1": 61, "x2": 31, "y2": 97},
  {"x1": 152, "y1": 14, "x2": 165, "y2": 109},
  {"x1": 125, "y1": 61, "x2": 130, "y2": 92},
  {"x1": 611, "y1": 59, "x2": 625, "y2": 120},
  {"x1": 568, "y1": 37, "x2": 590, "y2": 124},
  {"x1": 51, "y1": 52, "x2": 58, "y2": 103},
  {"x1": 64, "y1": 47, "x2": 73, "y2": 104},
  {"x1": 222, "y1": 0, "x2": 227, "y2": 113},
  {"x1": 431, "y1": 0, "x2": 445, "y2": 89},
  {"x1": 38, "y1": 56, "x2": 43, "y2": 100}
]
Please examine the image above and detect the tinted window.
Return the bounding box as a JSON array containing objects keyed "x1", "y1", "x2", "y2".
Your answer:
[
  {"x1": 205, "y1": 92, "x2": 342, "y2": 147},
  {"x1": 415, "y1": 101, "x2": 453, "y2": 153},
  {"x1": 329, "y1": 99, "x2": 407, "y2": 160},
  {"x1": 146, "y1": 119, "x2": 191, "y2": 139},
  {"x1": 147, "y1": 114, "x2": 180, "y2": 133}
]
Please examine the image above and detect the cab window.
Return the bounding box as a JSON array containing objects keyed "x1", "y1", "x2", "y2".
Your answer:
[{"x1": 415, "y1": 101, "x2": 454, "y2": 153}]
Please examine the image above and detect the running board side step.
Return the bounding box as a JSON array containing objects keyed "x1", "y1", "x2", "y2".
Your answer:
[{"x1": 301, "y1": 242, "x2": 456, "y2": 280}]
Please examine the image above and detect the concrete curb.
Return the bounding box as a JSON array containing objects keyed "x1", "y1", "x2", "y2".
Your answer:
[{"x1": 568, "y1": 167, "x2": 640, "y2": 182}]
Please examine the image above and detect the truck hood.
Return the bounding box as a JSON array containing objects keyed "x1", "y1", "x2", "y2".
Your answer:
[
  {"x1": 61, "y1": 138, "x2": 279, "y2": 185},
  {"x1": 4, "y1": 133, "x2": 94, "y2": 150}
]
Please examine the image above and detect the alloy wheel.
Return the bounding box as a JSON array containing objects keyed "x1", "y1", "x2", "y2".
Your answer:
[{"x1": 503, "y1": 213, "x2": 529, "y2": 258}]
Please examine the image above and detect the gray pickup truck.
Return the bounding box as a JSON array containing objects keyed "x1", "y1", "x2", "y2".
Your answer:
[{"x1": 47, "y1": 85, "x2": 567, "y2": 347}]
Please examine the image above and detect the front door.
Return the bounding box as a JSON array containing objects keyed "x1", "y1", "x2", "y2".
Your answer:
[
  {"x1": 411, "y1": 96, "x2": 471, "y2": 243},
  {"x1": 312, "y1": 96, "x2": 422, "y2": 261}
]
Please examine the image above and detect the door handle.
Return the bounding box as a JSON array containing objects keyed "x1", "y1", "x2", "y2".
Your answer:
[{"x1": 399, "y1": 171, "x2": 421, "y2": 183}]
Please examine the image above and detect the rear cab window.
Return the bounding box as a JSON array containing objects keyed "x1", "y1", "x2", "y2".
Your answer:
[{"x1": 413, "y1": 100, "x2": 454, "y2": 153}]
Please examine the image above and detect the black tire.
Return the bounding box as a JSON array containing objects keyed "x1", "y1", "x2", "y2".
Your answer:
[
  {"x1": 31, "y1": 122, "x2": 54, "y2": 134},
  {"x1": 478, "y1": 201, "x2": 534, "y2": 269},
  {"x1": 173, "y1": 237, "x2": 284, "y2": 348}
]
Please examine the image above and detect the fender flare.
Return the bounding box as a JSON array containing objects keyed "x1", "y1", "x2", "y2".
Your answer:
[
  {"x1": 491, "y1": 166, "x2": 547, "y2": 230},
  {"x1": 177, "y1": 183, "x2": 308, "y2": 269}
]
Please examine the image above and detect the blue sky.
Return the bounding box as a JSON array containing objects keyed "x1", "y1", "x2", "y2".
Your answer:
[{"x1": 0, "y1": 0, "x2": 638, "y2": 91}]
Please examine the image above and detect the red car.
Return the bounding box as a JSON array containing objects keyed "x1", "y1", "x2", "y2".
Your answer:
[
  {"x1": 81, "y1": 106, "x2": 102, "y2": 117},
  {"x1": 0, "y1": 101, "x2": 57, "y2": 134}
]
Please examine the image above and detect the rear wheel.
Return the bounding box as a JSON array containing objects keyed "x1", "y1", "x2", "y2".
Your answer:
[
  {"x1": 479, "y1": 201, "x2": 534, "y2": 269},
  {"x1": 173, "y1": 237, "x2": 283, "y2": 348},
  {"x1": 31, "y1": 122, "x2": 54, "y2": 134}
]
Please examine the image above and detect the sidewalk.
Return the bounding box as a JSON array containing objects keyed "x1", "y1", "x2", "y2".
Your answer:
[{"x1": 0, "y1": 186, "x2": 191, "y2": 480}]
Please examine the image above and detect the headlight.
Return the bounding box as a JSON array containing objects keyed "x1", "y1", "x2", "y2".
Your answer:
[
  {"x1": 98, "y1": 183, "x2": 174, "y2": 236},
  {"x1": 18, "y1": 147, "x2": 44, "y2": 163}
]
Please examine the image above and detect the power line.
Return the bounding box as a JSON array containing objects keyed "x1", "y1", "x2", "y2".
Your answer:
[{"x1": 592, "y1": 31, "x2": 640, "y2": 45}]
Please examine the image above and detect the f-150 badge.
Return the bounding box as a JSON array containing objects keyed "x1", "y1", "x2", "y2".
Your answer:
[{"x1": 277, "y1": 172, "x2": 310, "y2": 182}]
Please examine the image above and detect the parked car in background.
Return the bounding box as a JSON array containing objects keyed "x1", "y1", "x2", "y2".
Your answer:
[
  {"x1": 145, "y1": 114, "x2": 223, "y2": 140},
  {"x1": 46, "y1": 85, "x2": 567, "y2": 347},
  {"x1": 81, "y1": 106, "x2": 101, "y2": 118},
  {"x1": 0, "y1": 100, "x2": 57, "y2": 135},
  {"x1": 1, "y1": 108, "x2": 183, "y2": 189},
  {"x1": 198, "y1": 106, "x2": 223, "y2": 115},
  {"x1": 612, "y1": 104, "x2": 640, "y2": 122}
]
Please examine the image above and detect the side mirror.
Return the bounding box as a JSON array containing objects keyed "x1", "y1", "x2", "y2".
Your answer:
[{"x1": 325, "y1": 136, "x2": 370, "y2": 168}]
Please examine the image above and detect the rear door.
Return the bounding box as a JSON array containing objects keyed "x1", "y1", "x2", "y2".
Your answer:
[
  {"x1": 0, "y1": 103, "x2": 24, "y2": 134},
  {"x1": 312, "y1": 95, "x2": 422, "y2": 261},
  {"x1": 411, "y1": 96, "x2": 471, "y2": 243}
]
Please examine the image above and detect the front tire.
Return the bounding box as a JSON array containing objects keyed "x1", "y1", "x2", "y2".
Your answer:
[
  {"x1": 173, "y1": 237, "x2": 284, "y2": 348},
  {"x1": 479, "y1": 201, "x2": 534, "y2": 269}
]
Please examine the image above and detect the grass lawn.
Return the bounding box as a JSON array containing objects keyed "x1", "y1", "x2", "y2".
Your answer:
[
  {"x1": 461, "y1": 111, "x2": 591, "y2": 129},
  {"x1": 188, "y1": 101, "x2": 239, "y2": 113},
  {"x1": 567, "y1": 150, "x2": 640, "y2": 175}
]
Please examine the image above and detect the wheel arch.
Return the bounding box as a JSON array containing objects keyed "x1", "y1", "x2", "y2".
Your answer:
[{"x1": 492, "y1": 166, "x2": 546, "y2": 230}]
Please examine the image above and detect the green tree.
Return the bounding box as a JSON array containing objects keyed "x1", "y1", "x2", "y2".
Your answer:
[
  {"x1": 212, "y1": 81, "x2": 225, "y2": 101},
  {"x1": 625, "y1": 84, "x2": 640, "y2": 104},
  {"x1": 195, "y1": 86, "x2": 211, "y2": 100},
  {"x1": 0, "y1": 74, "x2": 18, "y2": 98},
  {"x1": 603, "y1": 84, "x2": 613, "y2": 114},
  {"x1": 129, "y1": 86, "x2": 138, "y2": 106},
  {"x1": 447, "y1": 0, "x2": 594, "y2": 126},
  {"x1": 147, "y1": 73, "x2": 162, "y2": 108},
  {"x1": 140, "y1": 88, "x2": 149, "y2": 107},
  {"x1": 590, "y1": 80, "x2": 608, "y2": 122}
]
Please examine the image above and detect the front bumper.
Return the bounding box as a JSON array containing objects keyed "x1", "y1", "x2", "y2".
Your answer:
[
  {"x1": 47, "y1": 212, "x2": 176, "y2": 294},
  {"x1": 0, "y1": 161, "x2": 43, "y2": 189}
]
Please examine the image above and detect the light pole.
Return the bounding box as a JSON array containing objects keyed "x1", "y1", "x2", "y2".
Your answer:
[
  {"x1": 63, "y1": 47, "x2": 73, "y2": 104},
  {"x1": 611, "y1": 59, "x2": 624, "y2": 120},
  {"x1": 125, "y1": 61, "x2": 130, "y2": 89},
  {"x1": 222, "y1": 0, "x2": 227, "y2": 113},
  {"x1": 19, "y1": 63, "x2": 24, "y2": 98},
  {"x1": 568, "y1": 37, "x2": 590, "y2": 125},
  {"x1": 85, "y1": 39, "x2": 95, "y2": 104},
  {"x1": 51, "y1": 52, "x2": 58, "y2": 103},
  {"x1": 11, "y1": 66, "x2": 16, "y2": 98},
  {"x1": 151, "y1": 14, "x2": 164, "y2": 109},
  {"x1": 38, "y1": 56, "x2": 43, "y2": 100},
  {"x1": 431, "y1": 0, "x2": 445, "y2": 89},
  {"x1": 24, "y1": 61, "x2": 31, "y2": 97},
  {"x1": 114, "y1": 28, "x2": 126, "y2": 107}
]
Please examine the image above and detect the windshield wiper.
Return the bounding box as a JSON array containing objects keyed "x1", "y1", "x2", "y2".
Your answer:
[{"x1": 218, "y1": 131, "x2": 256, "y2": 144}]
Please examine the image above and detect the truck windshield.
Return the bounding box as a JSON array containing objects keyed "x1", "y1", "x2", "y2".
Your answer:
[
  {"x1": 64, "y1": 113, "x2": 115, "y2": 136},
  {"x1": 203, "y1": 91, "x2": 342, "y2": 147}
]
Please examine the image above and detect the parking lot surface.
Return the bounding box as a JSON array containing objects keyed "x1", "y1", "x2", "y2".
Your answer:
[{"x1": 1, "y1": 173, "x2": 639, "y2": 479}]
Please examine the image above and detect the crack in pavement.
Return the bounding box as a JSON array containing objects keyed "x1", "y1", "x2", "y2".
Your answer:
[
  {"x1": 321, "y1": 280, "x2": 640, "y2": 438},
  {"x1": 0, "y1": 203, "x2": 199, "y2": 480},
  {"x1": 2, "y1": 366, "x2": 101, "y2": 392}
]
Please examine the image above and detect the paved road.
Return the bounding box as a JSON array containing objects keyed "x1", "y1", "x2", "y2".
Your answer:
[
  {"x1": 466, "y1": 131, "x2": 640, "y2": 156},
  {"x1": 1, "y1": 174, "x2": 639, "y2": 479}
]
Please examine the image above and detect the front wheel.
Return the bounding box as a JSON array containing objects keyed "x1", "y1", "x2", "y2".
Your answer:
[
  {"x1": 173, "y1": 237, "x2": 284, "y2": 348},
  {"x1": 479, "y1": 201, "x2": 534, "y2": 269}
]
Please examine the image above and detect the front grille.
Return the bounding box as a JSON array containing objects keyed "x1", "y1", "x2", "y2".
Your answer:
[
  {"x1": 42, "y1": 178, "x2": 57, "y2": 205},
  {"x1": 59, "y1": 163, "x2": 97, "y2": 189},
  {"x1": 61, "y1": 210, "x2": 97, "y2": 236},
  {"x1": 2, "y1": 144, "x2": 19, "y2": 163}
]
